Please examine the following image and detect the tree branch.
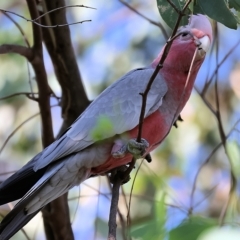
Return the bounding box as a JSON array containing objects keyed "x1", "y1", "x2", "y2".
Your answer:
[
  {"x1": 0, "y1": 44, "x2": 33, "y2": 60},
  {"x1": 36, "y1": 0, "x2": 91, "y2": 239},
  {"x1": 25, "y1": 1, "x2": 73, "y2": 240},
  {"x1": 2, "y1": 11, "x2": 31, "y2": 48},
  {"x1": 0, "y1": 92, "x2": 38, "y2": 101},
  {"x1": 119, "y1": 0, "x2": 168, "y2": 40},
  {"x1": 108, "y1": 176, "x2": 122, "y2": 240},
  {"x1": 40, "y1": 0, "x2": 90, "y2": 135}
]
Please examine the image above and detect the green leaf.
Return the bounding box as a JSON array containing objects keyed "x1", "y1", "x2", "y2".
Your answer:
[
  {"x1": 226, "y1": 141, "x2": 240, "y2": 176},
  {"x1": 90, "y1": 115, "x2": 114, "y2": 141},
  {"x1": 131, "y1": 193, "x2": 167, "y2": 240},
  {"x1": 229, "y1": 0, "x2": 240, "y2": 11},
  {"x1": 193, "y1": 1, "x2": 204, "y2": 14},
  {"x1": 169, "y1": 216, "x2": 217, "y2": 240},
  {"x1": 198, "y1": 0, "x2": 238, "y2": 29},
  {"x1": 156, "y1": 0, "x2": 189, "y2": 29}
]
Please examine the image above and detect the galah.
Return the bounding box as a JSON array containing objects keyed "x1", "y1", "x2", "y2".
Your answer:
[{"x1": 0, "y1": 14, "x2": 212, "y2": 239}]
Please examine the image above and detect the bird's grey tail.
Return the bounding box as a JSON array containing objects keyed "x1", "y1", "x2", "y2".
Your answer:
[
  {"x1": 0, "y1": 161, "x2": 65, "y2": 239},
  {"x1": 0, "y1": 152, "x2": 46, "y2": 205},
  {"x1": 0, "y1": 175, "x2": 47, "y2": 240},
  {"x1": 0, "y1": 206, "x2": 40, "y2": 240}
]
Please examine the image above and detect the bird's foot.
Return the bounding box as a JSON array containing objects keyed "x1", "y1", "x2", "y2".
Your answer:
[
  {"x1": 173, "y1": 115, "x2": 183, "y2": 128},
  {"x1": 127, "y1": 138, "x2": 149, "y2": 159},
  {"x1": 145, "y1": 153, "x2": 152, "y2": 163},
  {"x1": 111, "y1": 138, "x2": 149, "y2": 160},
  {"x1": 111, "y1": 140, "x2": 127, "y2": 158}
]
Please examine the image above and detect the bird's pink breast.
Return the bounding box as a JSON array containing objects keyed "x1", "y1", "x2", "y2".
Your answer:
[{"x1": 91, "y1": 110, "x2": 169, "y2": 174}]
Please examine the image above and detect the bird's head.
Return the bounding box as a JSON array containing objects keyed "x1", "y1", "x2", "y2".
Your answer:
[{"x1": 152, "y1": 14, "x2": 213, "y2": 72}]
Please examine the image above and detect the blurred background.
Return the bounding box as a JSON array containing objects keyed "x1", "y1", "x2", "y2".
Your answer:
[{"x1": 0, "y1": 0, "x2": 240, "y2": 239}]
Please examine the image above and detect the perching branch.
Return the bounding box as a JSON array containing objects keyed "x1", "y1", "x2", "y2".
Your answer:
[
  {"x1": 137, "y1": 0, "x2": 193, "y2": 143},
  {"x1": 107, "y1": 1, "x2": 193, "y2": 239},
  {"x1": 108, "y1": 173, "x2": 122, "y2": 240}
]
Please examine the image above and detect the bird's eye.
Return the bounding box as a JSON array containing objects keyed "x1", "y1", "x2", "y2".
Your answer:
[
  {"x1": 182, "y1": 33, "x2": 188, "y2": 37},
  {"x1": 180, "y1": 32, "x2": 191, "y2": 40}
]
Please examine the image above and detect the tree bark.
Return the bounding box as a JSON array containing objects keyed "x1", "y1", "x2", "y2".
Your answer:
[{"x1": 38, "y1": 1, "x2": 90, "y2": 239}]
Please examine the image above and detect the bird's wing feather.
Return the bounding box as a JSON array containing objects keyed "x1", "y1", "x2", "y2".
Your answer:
[{"x1": 34, "y1": 67, "x2": 168, "y2": 171}]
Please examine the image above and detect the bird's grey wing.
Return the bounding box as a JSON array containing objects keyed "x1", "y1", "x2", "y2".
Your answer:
[{"x1": 34, "y1": 67, "x2": 168, "y2": 171}]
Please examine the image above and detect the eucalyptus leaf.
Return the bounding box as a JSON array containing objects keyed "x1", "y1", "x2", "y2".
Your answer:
[
  {"x1": 157, "y1": 0, "x2": 189, "y2": 29},
  {"x1": 198, "y1": 0, "x2": 238, "y2": 29},
  {"x1": 169, "y1": 217, "x2": 217, "y2": 240},
  {"x1": 229, "y1": 0, "x2": 240, "y2": 11},
  {"x1": 193, "y1": 1, "x2": 204, "y2": 14}
]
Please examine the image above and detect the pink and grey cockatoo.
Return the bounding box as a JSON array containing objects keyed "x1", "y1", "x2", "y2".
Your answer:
[{"x1": 0, "y1": 14, "x2": 212, "y2": 239}]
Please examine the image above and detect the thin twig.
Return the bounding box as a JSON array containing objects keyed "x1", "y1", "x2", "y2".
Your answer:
[
  {"x1": 33, "y1": 5, "x2": 96, "y2": 21},
  {"x1": 67, "y1": 192, "x2": 188, "y2": 213},
  {"x1": 0, "y1": 92, "x2": 38, "y2": 101},
  {"x1": 193, "y1": 185, "x2": 218, "y2": 210},
  {"x1": 195, "y1": 87, "x2": 216, "y2": 116},
  {"x1": 127, "y1": 159, "x2": 144, "y2": 228},
  {"x1": 188, "y1": 142, "x2": 222, "y2": 215},
  {"x1": 213, "y1": 26, "x2": 237, "y2": 226},
  {"x1": 2, "y1": 9, "x2": 35, "y2": 95},
  {"x1": 70, "y1": 186, "x2": 81, "y2": 225},
  {"x1": 94, "y1": 177, "x2": 101, "y2": 239},
  {"x1": 0, "y1": 113, "x2": 40, "y2": 155},
  {"x1": 0, "y1": 5, "x2": 94, "y2": 28},
  {"x1": 119, "y1": 0, "x2": 168, "y2": 40},
  {"x1": 167, "y1": 0, "x2": 181, "y2": 14},
  {"x1": 2, "y1": 11, "x2": 31, "y2": 48},
  {"x1": 136, "y1": 0, "x2": 193, "y2": 143},
  {"x1": 0, "y1": 104, "x2": 59, "y2": 155},
  {"x1": 202, "y1": 37, "x2": 240, "y2": 96},
  {"x1": 124, "y1": 3, "x2": 194, "y2": 177},
  {"x1": 107, "y1": 1, "x2": 193, "y2": 238}
]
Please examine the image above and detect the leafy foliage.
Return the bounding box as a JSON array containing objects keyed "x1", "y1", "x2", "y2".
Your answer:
[
  {"x1": 157, "y1": 0, "x2": 239, "y2": 29},
  {"x1": 90, "y1": 115, "x2": 114, "y2": 141},
  {"x1": 169, "y1": 217, "x2": 217, "y2": 240},
  {"x1": 131, "y1": 193, "x2": 167, "y2": 240},
  {"x1": 1, "y1": 1, "x2": 240, "y2": 239},
  {"x1": 229, "y1": 0, "x2": 240, "y2": 11},
  {"x1": 157, "y1": 0, "x2": 189, "y2": 29}
]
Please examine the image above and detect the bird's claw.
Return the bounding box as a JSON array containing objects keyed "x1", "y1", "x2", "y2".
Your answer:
[
  {"x1": 145, "y1": 153, "x2": 152, "y2": 163},
  {"x1": 111, "y1": 138, "x2": 149, "y2": 160},
  {"x1": 127, "y1": 138, "x2": 149, "y2": 159},
  {"x1": 111, "y1": 144, "x2": 127, "y2": 158},
  {"x1": 173, "y1": 115, "x2": 183, "y2": 128}
]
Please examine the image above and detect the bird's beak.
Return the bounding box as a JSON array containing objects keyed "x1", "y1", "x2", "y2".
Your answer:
[{"x1": 196, "y1": 35, "x2": 211, "y2": 58}]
